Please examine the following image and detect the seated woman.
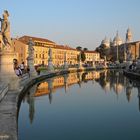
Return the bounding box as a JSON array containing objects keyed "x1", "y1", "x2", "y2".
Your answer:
[{"x1": 14, "y1": 66, "x2": 22, "y2": 77}]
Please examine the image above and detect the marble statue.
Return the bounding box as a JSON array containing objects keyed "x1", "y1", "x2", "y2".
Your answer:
[
  {"x1": 47, "y1": 47, "x2": 54, "y2": 72},
  {"x1": 64, "y1": 51, "x2": 67, "y2": 61},
  {"x1": 79, "y1": 52, "x2": 81, "y2": 61},
  {"x1": 28, "y1": 38, "x2": 35, "y2": 59},
  {"x1": 0, "y1": 10, "x2": 11, "y2": 48},
  {"x1": 64, "y1": 52, "x2": 68, "y2": 70},
  {"x1": 126, "y1": 47, "x2": 132, "y2": 61},
  {"x1": 48, "y1": 47, "x2": 52, "y2": 60},
  {"x1": 27, "y1": 38, "x2": 37, "y2": 77}
]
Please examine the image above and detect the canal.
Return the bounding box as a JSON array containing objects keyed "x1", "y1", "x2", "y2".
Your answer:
[{"x1": 18, "y1": 70, "x2": 140, "y2": 140}]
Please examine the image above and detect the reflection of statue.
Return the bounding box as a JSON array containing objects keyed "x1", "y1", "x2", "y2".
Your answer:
[
  {"x1": 126, "y1": 80, "x2": 133, "y2": 102},
  {"x1": 0, "y1": 10, "x2": 11, "y2": 48},
  {"x1": 28, "y1": 38, "x2": 35, "y2": 59},
  {"x1": 26, "y1": 92, "x2": 35, "y2": 124}
]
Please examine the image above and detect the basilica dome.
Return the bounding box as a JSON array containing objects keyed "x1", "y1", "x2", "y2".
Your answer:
[
  {"x1": 113, "y1": 32, "x2": 123, "y2": 46},
  {"x1": 101, "y1": 36, "x2": 110, "y2": 48}
]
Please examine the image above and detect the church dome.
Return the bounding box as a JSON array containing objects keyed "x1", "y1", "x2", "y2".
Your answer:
[
  {"x1": 113, "y1": 31, "x2": 123, "y2": 46},
  {"x1": 101, "y1": 36, "x2": 110, "y2": 48}
]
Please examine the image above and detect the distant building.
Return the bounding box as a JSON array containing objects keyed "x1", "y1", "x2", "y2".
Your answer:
[
  {"x1": 84, "y1": 50, "x2": 100, "y2": 64},
  {"x1": 97, "y1": 28, "x2": 140, "y2": 62},
  {"x1": 11, "y1": 35, "x2": 100, "y2": 66}
]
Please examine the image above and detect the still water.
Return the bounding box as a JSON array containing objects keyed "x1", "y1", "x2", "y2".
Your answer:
[{"x1": 18, "y1": 70, "x2": 140, "y2": 140}]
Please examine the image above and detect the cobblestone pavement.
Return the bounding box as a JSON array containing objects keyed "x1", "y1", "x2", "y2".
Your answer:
[{"x1": 0, "y1": 90, "x2": 19, "y2": 140}]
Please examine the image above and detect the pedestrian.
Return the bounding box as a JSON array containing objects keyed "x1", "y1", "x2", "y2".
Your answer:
[
  {"x1": 14, "y1": 66, "x2": 22, "y2": 77},
  {"x1": 20, "y1": 62, "x2": 25, "y2": 73}
]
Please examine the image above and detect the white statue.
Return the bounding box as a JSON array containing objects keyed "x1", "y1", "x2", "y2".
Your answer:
[
  {"x1": 64, "y1": 51, "x2": 67, "y2": 61},
  {"x1": 126, "y1": 46, "x2": 132, "y2": 61},
  {"x1": 79, "y1": 52, "x2": 81, "y2": 61},
  {"x1": 28, "y1": 38, "x2": 35, "y2": 59},
  {"x1": 48, "y1": 47, "x2": 52, "y2": 60},
  {"x1": 0, "y1": 10, "x2": 11, "y2": 48}
]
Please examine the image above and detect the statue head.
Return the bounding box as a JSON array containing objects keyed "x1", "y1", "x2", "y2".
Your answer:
[{"x1": 3, "y1": 10, "x2": 9, "y2": 20}]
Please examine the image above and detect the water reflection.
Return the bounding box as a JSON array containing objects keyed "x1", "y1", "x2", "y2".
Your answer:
[{"x1": 22, "y1": 70, "x2": 140, "y2": 124}]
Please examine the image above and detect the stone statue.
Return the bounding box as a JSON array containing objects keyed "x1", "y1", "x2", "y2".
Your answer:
[
  {"x1": 28, "y1": 38, "x2": 35, "y2": 59},
  {"x1": 79, "y1": 52, "x2": 81, "y2": 61},
  {"x1": 126, "y1": 46, "x2": 132, "y2": 61},
  {"x1": 64, "y1": 51, "x2": 67, "y2": 61},
  {"x1": 48, "y1": 47, "x2": 52, "y2": 60},
  {"x1": 0, "y1": 10, "x2": 11, "y2": 48}
]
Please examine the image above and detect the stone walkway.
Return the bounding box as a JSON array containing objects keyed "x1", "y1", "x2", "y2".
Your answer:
[{"x1": 0, "y1": 90, "x2": 19, "y2": 140}]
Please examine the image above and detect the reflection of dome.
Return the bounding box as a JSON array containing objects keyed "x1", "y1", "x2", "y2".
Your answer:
[
  {"x1": 113, "y1": 31, "x2": 123, "y2": 46},
  {"x1": 104, "y1": 82, "x2": 110, "y2": 92},
  {"x1": 114, "y1": 83, "x2": 123, "y2": 94},
  {"x1": 126, "y1": 88, "x2": 132, "y2": 102},
  {"x1": 101, "y1": 37, "x2": 110, "y2": 48}
]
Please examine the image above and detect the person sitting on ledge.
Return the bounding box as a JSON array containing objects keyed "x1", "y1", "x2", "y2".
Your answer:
[
  {"x1": 14, "y1": 66, "x2": 22, "y2": 77},
  {"x1": 129, "y1": 60, "x2": 137, "y2": 71}
]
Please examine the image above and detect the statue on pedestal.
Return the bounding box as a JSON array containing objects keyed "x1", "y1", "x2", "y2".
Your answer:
[
  {"x1": 27, "y1": 38, "x2": 37, "y2": 77},
  {"x1": 78, "y1": 52, "x2": 82, "y2": 68},
  {"x1": 64, "y1": 52, "x2": 68, "y2": 70},
  {"x1": 47, "y1": 47, "x2": 54, "y2": 72},
  {"x1": 28, "y1": 38, "x2": 35, "y2": 59},
  {"x1": 0, "y1": 10, "x2": 11, "y2": 49},
  {"x1": 48, "y1": 47, "x2": 52, "y2": 61},
  {"x1": 0, "y1": 10, "x2": 20, "y2": 90},
  {"x1": 126, "y1": 46, "x2": 132, "y2": 61}
]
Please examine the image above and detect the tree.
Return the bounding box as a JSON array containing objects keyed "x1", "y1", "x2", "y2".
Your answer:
[
  {"x1": 83, "y1": 48, "x2": 88, "y2": 51},
  {"x1": 77, "y1": 51, "x2": 86, "y2": 62},
  {"x1": 76, "y1": 46, "x2": 82, "y2": 51},
  {"x1": 81, "y1": 51, "x2": 86, "y2": 62}
]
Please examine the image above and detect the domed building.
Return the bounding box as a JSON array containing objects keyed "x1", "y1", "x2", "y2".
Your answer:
[
  {"x1": 113, "y1": 31, "x2": 123, "y2": 46},
  {"x1": 101, "y1": 36, "x2": 110, "y2": 48}
]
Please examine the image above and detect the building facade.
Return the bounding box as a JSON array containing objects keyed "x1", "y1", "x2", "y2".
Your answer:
[{"x1": 11, "y1": 35, "x2": 100, "y2": 66}]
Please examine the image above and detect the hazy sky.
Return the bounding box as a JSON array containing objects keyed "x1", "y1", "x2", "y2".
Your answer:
[{"x1": 1, "y1": 0, "x2": 140, "y2": 50}]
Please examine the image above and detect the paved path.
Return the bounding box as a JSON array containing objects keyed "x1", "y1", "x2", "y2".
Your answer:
[{"x1": 0, "y1": 90, "x2": 19, "y2": 140}]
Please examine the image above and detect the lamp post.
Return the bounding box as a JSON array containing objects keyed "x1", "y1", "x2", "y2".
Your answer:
[
  {"x1": 116, "y1": 42, "x2": 119, "y2": 63},
  {"x1": 124, "y1": 41, "x2": 127, "y2": 62}
]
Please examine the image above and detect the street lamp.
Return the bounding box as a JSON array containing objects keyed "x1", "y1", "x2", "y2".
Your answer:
[{"x1": 116, "y1": 42, "x2": 119, "y2": 63}]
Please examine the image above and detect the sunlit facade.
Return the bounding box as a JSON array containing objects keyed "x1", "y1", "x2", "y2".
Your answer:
[{"x1": 11, "y1": 35, "x2": 100, "y2": 66}]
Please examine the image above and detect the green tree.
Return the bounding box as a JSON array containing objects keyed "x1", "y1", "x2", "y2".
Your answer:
[
  {"x1": 83, "y1": 48, "x2": 88, "y2": 51},
  {"x1": 76, "y1": 46, "x2": 82, "y2": 51},
  {"x1": 81, "y1": 51, "x2": 86, "y2": 62}
]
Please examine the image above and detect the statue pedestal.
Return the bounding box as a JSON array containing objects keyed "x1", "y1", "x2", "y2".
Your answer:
[
  {"x1": 92, "y1": 61, "x2": 96, "y2": 69},
  {"x1": 47, "y1": 60, "x2": 54, "y2": 72},
  {"x1": 0, "y1": 50, "x2": 19, "y2": 90},
  {"x1": 27, "y1": 57, "x2": 37, "y2": 77},
  {"x1": 78, "y1": 61, "x2": 83, "y2": 69}
]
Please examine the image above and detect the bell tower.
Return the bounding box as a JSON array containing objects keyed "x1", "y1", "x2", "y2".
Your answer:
[{"x1": 126, "y1": 28, "x2": 132, "y2": 43}]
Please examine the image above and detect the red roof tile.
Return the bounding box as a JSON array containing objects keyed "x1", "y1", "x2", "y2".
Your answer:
[{"x1": 18, "y1": 35, "x2": 55, "y2": 44}]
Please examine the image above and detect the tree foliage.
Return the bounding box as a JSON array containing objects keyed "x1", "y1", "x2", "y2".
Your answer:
[
  {"x1": 81, "y1": 51, "x2": 86, "y2": 62},
  {"x1": 76, "y1": 46, "x2": 82, "y2": 51}
]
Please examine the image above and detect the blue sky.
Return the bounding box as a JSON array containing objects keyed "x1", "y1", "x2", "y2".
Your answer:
[{"x1": 1, "y1": 0, "x2": 140, "y2": 50}]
